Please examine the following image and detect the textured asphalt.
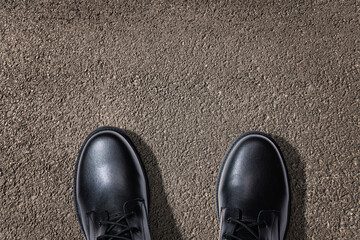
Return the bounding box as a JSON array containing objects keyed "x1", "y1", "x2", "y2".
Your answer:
[{"x1": 1, "y1": 0, "x2": 359, "y2": 239}]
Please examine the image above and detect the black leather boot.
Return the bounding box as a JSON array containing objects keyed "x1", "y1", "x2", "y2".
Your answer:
[
  {"x1": 74, "y1": 126, "x2": 151, "y2": 240},
  {"x1": 216, "y1": 131, "x2": 290, "y2": 240}
]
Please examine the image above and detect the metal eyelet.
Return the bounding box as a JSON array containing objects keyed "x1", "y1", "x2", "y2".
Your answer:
[{"x1": 226, "y1": 217, "x2": 231, "y2": 223}]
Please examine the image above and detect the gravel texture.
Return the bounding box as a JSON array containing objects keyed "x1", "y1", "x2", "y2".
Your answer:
[{"x1": 1, "y1": 0, "x2": 359, "y2": 239}]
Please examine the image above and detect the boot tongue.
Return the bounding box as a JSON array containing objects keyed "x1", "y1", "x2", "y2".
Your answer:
[
  {"x1": 234, "y1": 220, "x2": 259, "y2": 239},
  {"x1": 222, "y1": 208, "x2": 259, "y2": 239},
  {"x1": 106, "y1": 212, "x2": 132, "y2": 238},
  {"x1": 233, "y1": 215, "x2": 259, "y2": 240}
]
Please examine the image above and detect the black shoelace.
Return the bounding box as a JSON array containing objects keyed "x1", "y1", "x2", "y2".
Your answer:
[
  {"x1": 223, "y1": 217, "x2": 266, "y2": 240},
  {"x1": 97, "y1": 212, "x2": 138, "y2": 240}
]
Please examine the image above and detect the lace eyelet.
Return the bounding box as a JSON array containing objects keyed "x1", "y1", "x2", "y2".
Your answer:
[
  {"x1": 98, "y1": 221, "x2": 102, "y2": 226},
  {"x1": 223, "y1": 233, "x2": 228, "y2": 239},
  {"x1": 133, "y1": 228, "x2": 140, "y2": 233},
  {"x1": 226, "y1": 218, "x2": 231, "y2": 223}
]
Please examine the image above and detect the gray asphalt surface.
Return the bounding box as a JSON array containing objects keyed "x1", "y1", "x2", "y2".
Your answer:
[{"x1": 1, "y1": 0, "x2": 359, "y2": 239}]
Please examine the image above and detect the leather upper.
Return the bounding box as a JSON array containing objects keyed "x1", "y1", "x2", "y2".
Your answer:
[
  {"x1": 74, "y1": 127, "x2": 150, "y2": 240},
  {"x1": 216, "y1": 132, "x2": 289, "y2": 240}
]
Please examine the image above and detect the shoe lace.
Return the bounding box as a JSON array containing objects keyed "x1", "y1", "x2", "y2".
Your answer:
[
  {"x1": 97, "y1": 212, "x2": 138, "y2": 240},
  {"x1": 223, "y1": 217, "x2": 266, "y2": 240}
]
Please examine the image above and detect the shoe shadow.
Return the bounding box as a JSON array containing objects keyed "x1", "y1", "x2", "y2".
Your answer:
[
  {"x1": 124, "y1": 130, "x2": 184, "y2": 240},
  {"x1": 274, "y1": 136, "x2": 307, "y2": 240}
]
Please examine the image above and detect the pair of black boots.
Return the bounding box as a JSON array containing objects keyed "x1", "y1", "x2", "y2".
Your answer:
[{"x1": 74, "y1": 126, "x2": 290, "y2": 240}]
